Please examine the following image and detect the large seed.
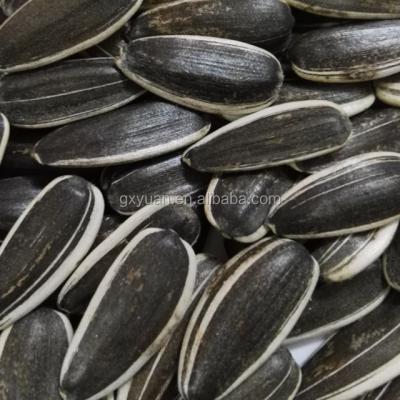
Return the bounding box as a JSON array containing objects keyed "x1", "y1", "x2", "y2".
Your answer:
[
  {"x1": 128, "y1": 0, "x2": 294, "y2": 53},
  {"x1": 178, "y1": 237, "x2": 319, "y2": 400},
  {"x1": 183, "y1": 100, "x2": 352, "y2": 173},
  {"x1": 311, "y1": 221, "x2": 398, "y2": 282},
  {"x1": 269, "y1": 152, "x2": 400, "y2": 239},
  {"x1": 295, "y1": 108, "x2": 400, "y2": 173},
  {"x1": 0, "y1": 113, "x2": 10, "y2": 165},
  {"x1": 383, "y1": 226, "x2": 400, "y2": 292},
  {"x1": 0, "y1": 0, "x2": 143, "y2": 72},
  {"x1": 375, "y1": 74, "x2": 400, "y2": 107},
  {"x1": 0, "y1": 308, "x2": 72, "y2": 400},
  {"x1": 290, "y1": 21, "x2": 400, "y2": 83},
  {"x1": 0, "y1": 58, "x2": 144, "y2": 128},
  {"x1": 0, "y1": 0, "x2": 27, "y2": 16},
  {"x1": 32, "y1": 100, "x2": 211, "y2": 167},
  {"x1": 0, "y1": 176, "x2": 104, "y2": 330},
  {"x1": 288, "y1": 260, "x2": 389, "y2": 343},
  {"x1": 58, "y1": 203, "x2": 201, "y2": 314},
  {"x1": 117, "y1": 35, "x2": 283, "y2": 116},
  {"x1": 297, "y1": 292, "x2": 400, "y2": 400},
  {"x1": 205, "y1": 168, "x2": 294, "y2": 242},
  {"x1": 60, "y1": 228, "x2": 196, "y2": 400}
]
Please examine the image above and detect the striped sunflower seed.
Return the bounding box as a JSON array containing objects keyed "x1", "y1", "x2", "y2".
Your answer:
[
  {"x1": 290, "y1": 21, "x2": 400, "y2": 83},
  {"x1": 103, "y1": 152, "x2": 210, "y2": 214},
  {"x1": 183, "y1": 100, "x2": 352, "y2": 173},
  {"x1": 294, "y1": 108, "x2": 400, "y2": 174},
  {"x1": 286, "y1": 0, "x2": 400, "y2": 19},
  {"x1": 311, "y1": 221, "x2": 398, "y2": 282},
  {"x1": 116, "y1": 35, "x2": 283, "y2": 116},
  {"x1": 205, "y1": 168, "x2": 294, "y2": 243},
  {"x1": 0, "y1": 0, "x2": 143, "y2": 73},
  {"x1": 178, "y1": 237, "x2": 319, "y2": 400},
  {"x1": 60, "y1": 228, "x2": 196, "y2": 400},
  {"x1": 287, "y1": 260, "x2": 389, "y2": 344},
  {"x1": 0, "y1": 113, "x2": 10, "y2": 165},
  {"x1": 0, "y1": 58, "x2": 144, "y2": 129},
  {"x1": 357, "y1": 382, "x2": 392, "y2": 400},
  {"x1": 268, "y1": 152, "x2": 400, "y2": 239},
  {"x1": 0, "y1": 308, "x2": 73, "y2": 400},
  {"x1": 128, "y1": 0, "x2": 294, "y2": 53},
  {"x1": 383, "y1": 225, "x2": 400, "y2": 291},
  {"x1": 32, "y1": 100, "x2": 211, "y2": 167},
  {"x1": 296, "y1": 292, "x2": 400, "y2": 400},
  {"x1": 0, "y1": 0, "x2": 27, "y2": 16},
  {"x1": 375, "y1": 74, "x2": 400, "y2": 107},
  {"x1": 58, "y1": 204, "x2": 201, "y2": 314},
  {"x1": 0, "y1": 176, "x2": 104, "y2": 330}
]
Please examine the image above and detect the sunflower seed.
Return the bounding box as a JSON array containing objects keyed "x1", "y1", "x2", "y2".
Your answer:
[
  {"x1": 0, "y1": 113, "x2": 10, "y2": 165},
  {"x1": 269, "y1": 152, "x2": 400, "y2": 239},
  {"x1": 294, "y1": 108, "x2": 400, "y2": 174},
  {"x1": 379, "y1": 378, "x2": 400, "y2": 399},
  {"x1": 358, "y1": 382, "x2": 392, "y2": 400},
  {"x1": 383, "y1": 225, "x2": 400, "y2": 291},
  {"x1": 286, "y1": 0, "x2": 400, "y2": 19},
  {"x1": 311, "y1": 221, "x2": 398, "y2": 282},
  {"x1": 0, "y1": 175, "x2": 104, "y2": 330},
  {"x1": 375, "y1": 74, "x2": 400, "y2": 107},
  {"x1": 0, "y1": 308, "x2": 72, "y2": 400},
  {"x1": 0, "y1": 58, "x2": 144, "y2": 129},
  {"x1": 60, "y1": 228, "x2": 196, "y2": 400},
  {"x1": 128, "y1": 0, "x2": 294, "y2": 53},
  {"x1": 205, "y1": 168, "x2": 294, "y2": 242},
  {"x1": 178, "y1": 237, "x2": 319, "y2": 400},
  {"x1": 288, "y1": 260, "x2": 389, "y2": 344},
  {"x1": 290, "y1": 21, "x2": 400, "y2": 83},
  {"x1": 0, "y1": 0, "x2": 27, "y2": 16},
  {"x1": 0, "y1": 0, "x2": 143, "y2": 73},
  {"x1": 32, "y1": 100, "x2": 211, "y2": 168},
  {"x1": 117, "y1": 35, "x2": 283, "y2": 116},
  {"x1": 183, "y1": 100, "x2": 352, "y2": 173},
  {"x1": 58, "y1": 203, "x2": 201, "y2": 314},
  {"x1": 296, "y1": 292, "x2": 400, "y2": 400},
  {"x1": 104, "y1": 152, "x2": 210, "y2": 214}
]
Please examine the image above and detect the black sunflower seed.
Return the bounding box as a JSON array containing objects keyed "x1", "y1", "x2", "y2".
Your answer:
[
  {"x1": 0, "y1": 0, "x2": 143, "y2": 72},
  {"x1": 0, "y1": 175, "x2": 104, "y2": 330},
  {"x1": 183, "y1": 100, "x2": 352, "y2": 173},
  {"x1": 375, "y1": 74, "x2": 400, "y2": 107},
  {"x1": 269, "y1": 152, "x2": 400, "y2": 239},
  {"x1": 0, "y1": 308, "x2": 72, "y2": 400},
  {"x1": 60, "y1": 228, "x2": 196, "y2": 400},
  {"x1": 117, "y1": 35, "x2": 283, "y2": 116},
  {"x1": 0, "y1": 113, "x2": 10, "y2": 165},
  {"x1": 128, "y1": 0, "x2": 294, "y2": 53},
  {"x1": 178, "y1": 237, "x2": 318, "y2": 400},
  {"x1": 0, "y1": 0, "x2": 27, "y2": 16},
  {"x1": 32, "y1": 100, "x2": 211, "y2": 168},
  {"x1": 0, "y1": 58, "x2": 144, "y2": 128},
  {"x1": 383, "y1": 225, "x2": 400, "y2": 292},
  {"x1": 290, "y1": 21, "x2": 400, "y2": 83}
]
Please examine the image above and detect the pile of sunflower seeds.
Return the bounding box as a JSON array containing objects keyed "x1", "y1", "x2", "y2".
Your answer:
[{"x1": 2, "y1": 0, "x2": 400, "y2": 399}]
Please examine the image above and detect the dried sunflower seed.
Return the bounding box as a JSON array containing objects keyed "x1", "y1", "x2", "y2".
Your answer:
[
  {"x1": 0, "y1": 175, "x2": 104, "y2": 330},
  {"x1": 268, "y1": 152, "x2": 400, "y2": 239},
  {"x1": 60, "y1": 228, "x2": 196, "y2": 400},
  {"x1": 383, "y1": 225, "x2": 400, "y2": 291},
  {"x1": 0, "y1": 113, "x2": 10, "y2": 164},
  {"x1": 178, "y1": 237, "x2": 319, "y2": 400},
  {"x1": 183, "y1": 100, "x2": 352, "y2": 173},
  {"x1": 0, "y1": 0, "x2": 143, "y2": 73},
  {"x1": 375, "y1": 74, "x2": 400, "y2": 107},
  {"x1": 0, "y1": 58, "x2": 144, "y2": 129},
  {"x1": 32, "y1": 100, "x2": 211, "y2": 167},
  {"x1": 117, "y1": 35, "x2": 283, "y2": 116},
  {"x1": 290, "y1": 21, "x2": 400, "y2": 83}
]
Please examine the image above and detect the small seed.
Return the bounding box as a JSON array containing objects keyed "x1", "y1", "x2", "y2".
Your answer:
[{"x1": 375, "y1": 74, "x2": 400, "y2": 107}]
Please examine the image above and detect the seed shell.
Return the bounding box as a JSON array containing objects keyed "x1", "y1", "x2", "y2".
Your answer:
[
  {"x1": 288, "y1": 260, "x2": 389, "y2": 344},
  {"x1": 297, "y1": 292, "x2": 400, "y2": 400},
  {"x1": 205, "y1": 168, "x2": 294, "y2": 242},
  {"x1": 0, "y1": 58, "x2": 145, "y2": 129},
  {"x1": 60, "y1": 228, "x2": 196, "y2": 400},
  {"x1": 0, "y1": 0, "x2": 143, "y2": 73},
  {"x1": 33, "y1": 100, "x2": 211, "y2": 167},
  {"x1": 0, "y1": 175, "x2": 104, "y2": 330},
  {"x1": 311, "y1": 221, "x2": 398, "y2": 282},
  {"x1": 290, "y1": 21, "x2": 400, "y2": 83},
  {"x1": 375, "y1": 74, "x2": 400, "y2": 107},
  {"x1": 269, "y1": 152, "x2": 400, "y2": 239},
  {"x1": 183, "y1": 100, "x2": 352, "y2": 173},
  {"x1": 383, "y1": 226, "x2": 400, "y2": 291},
  {"x1": 58, "y1": 203, "x2": 201, "y2": 314},
  {"x1": 128, "y1": 0, "x2": 294, "y2": 53},
  {"x1": 117, "y1": 35, "x2": 283, "y2": 116},
  {"x1": 0, "y1": 113, "x2": 10, "y2": 164},
  {"x1": 0, "y1": 308, "x2": 73, "y2": 400},
  {"x1": 178, "y1": 237, "x2": 319, "y2": 400}
]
